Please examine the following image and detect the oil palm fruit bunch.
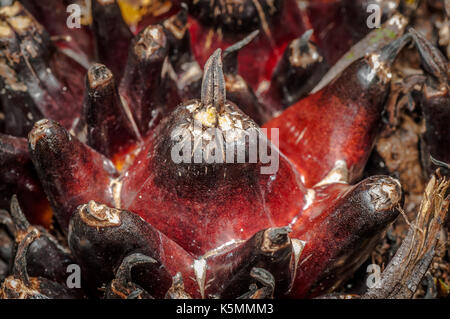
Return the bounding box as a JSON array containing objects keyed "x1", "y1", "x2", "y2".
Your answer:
[{"x1": 0, "y1": 0, "x2": 449, "y2": 299}]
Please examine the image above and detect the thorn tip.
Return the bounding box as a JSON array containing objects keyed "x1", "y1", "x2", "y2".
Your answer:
[{"x1": 201, "y1": 49, "x2": 226, "y2": 112}]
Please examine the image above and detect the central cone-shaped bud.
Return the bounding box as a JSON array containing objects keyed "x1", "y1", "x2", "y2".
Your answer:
[
  {"x1": 152, "y1": 50, "x2": 269, "y2": 197},
  {"x1": 121, "y1": 49, "x2": 306, "y2": 255}
]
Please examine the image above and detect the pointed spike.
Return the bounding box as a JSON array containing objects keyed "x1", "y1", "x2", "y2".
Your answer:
[
  {"x1": 84, "y1": 63, "x2": 139, "y2": 159},
  {"x1": 251, "y1": 268, "x2": 275, "y2": 289},
  {"x1": 299, "y1": 29, "x2": 314, "y2": 48},
  {"x1": 237, "y1": 267, "x2": 275, "y2": 299},
  {"x1": 408, "y1": 28, "x2": 449, "y2": 81},
  {"x1": 7, "y1": 200, "x2": 74, "y2": 285},
  {"x1": 12, "y1": 228, "x2": 40, "y2": 286},
  {"x1": 223, "y1": 30, "x2": 260, "y2": 57},
  {"x1": 115, "y1": 253, "x2": 157, "y2": 287},
  {"x1": 201, "y1": 49, "x2": 226, "y2": 111},
  {"x1": 223, "y1": 30, "x2": 259, "y2": 74},
  {"x1": 297, "y1": 29, "x2": 317, "y2": 57},
  {"x1": 218, "y1": 31, "x2": 270, "y2": 125},
  {"x1": 28, "y1": 120, "x2": 118, "y2": 232},
  {"x1": 105, "y1": 253, "x2": 156, "y2": 299},
  {"x1": 378, "y1": 32, "x2": 412, "y2": 66},
  {"x1": 119, "y1": 25, "x2": 168, "y2": 134},
  {"x1": 91, "y1": 0, "x2": 133, "y2": 80},
  {"x1": 430, "y1": 155, "x2": 450, "y2": 170},
  {"x1": 18, "y1": 226, "x2": 75, "y2": 285},
  {"x1": 249, "y1": 267, "x2": 275, "y2": 298},
  {"x1": 10, "y1": 195, "x2": 30, "y2": 231}
]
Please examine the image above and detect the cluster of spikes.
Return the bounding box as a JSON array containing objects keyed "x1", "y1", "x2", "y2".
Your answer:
[{"x1": 0, "y1": 0, "x2": 449, "y2": 299}]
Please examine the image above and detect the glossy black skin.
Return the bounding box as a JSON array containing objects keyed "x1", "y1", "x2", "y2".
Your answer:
[
  {"x1": 151, "y1": 100, "x2": 262, "y2": 201},
  {"x1": 68, "y1": 205, "x2": 173, "y2": 298},
  {"x1": 119, "y1": 25, "x2": 168, "y2": 135},
  {"x1": 268, "y1": 37, "x2": 329, "y2": 109},
  {"x1": 21, "y1": 233, "x2": 73, "y2": 284},
  {"x1": 291, "y1": 176, "x2": 403, "y2": 298},
  {"x1": 91, "y1": 0, "x2": 133, "y2": 80},
  {"x1": 83, "y1": 64, "x2": 138, "y2": 158},
  {"x1": 28, "y1": 120, "x2": 118, "y2": 232}
]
